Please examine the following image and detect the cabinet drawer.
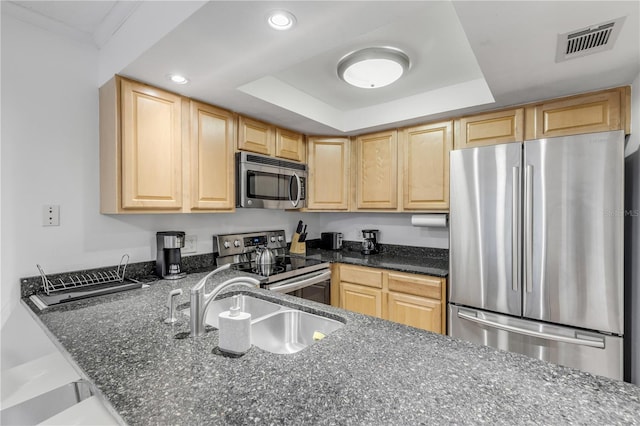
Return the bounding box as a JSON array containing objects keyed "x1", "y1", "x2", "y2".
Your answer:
[
  {"x1": 388, "y1": 272, "x2": 442, "y2": 299},
  {"x1": 339, "y1": 265, "x2": 383, "y2": 288}
]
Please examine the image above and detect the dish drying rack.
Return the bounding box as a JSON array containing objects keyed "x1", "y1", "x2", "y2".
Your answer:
[{"x1": 38, "y1": 254, "x2": 130, "y2": 295}]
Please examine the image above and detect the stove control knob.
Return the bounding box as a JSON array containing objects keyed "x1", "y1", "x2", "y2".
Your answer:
[
  {"x1": 233, "y1": 240, "x2": 241, "y2": 248},
  {"x1": 223, "y1": 241, "x2": 230, "y2": 249},
  {"x1": 270, "y1": 236, "x2": 276, "y2": 243},
  {"x1": 277, "y1": 235, "x2": 284, "y2": 242}
]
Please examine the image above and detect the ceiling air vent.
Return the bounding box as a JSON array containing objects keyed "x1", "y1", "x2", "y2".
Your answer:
[{"x1": 556, "y1": 16, "x2": 626, "y2": 62}]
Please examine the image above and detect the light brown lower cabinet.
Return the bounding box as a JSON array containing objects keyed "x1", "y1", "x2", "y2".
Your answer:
[
  {"x1": 336, "y1": 263, "x2": 446, "y2": 334},
  {"x1": 340, "y1": 283, "x2": 384, "y2": 318},
  {"x1": 387, "y1": 292, "x2": 442, "y2": 333}
]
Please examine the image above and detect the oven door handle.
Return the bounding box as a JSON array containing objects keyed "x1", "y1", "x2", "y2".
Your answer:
[{"x1": 267, "y1": 270, "x2": 331, "y2": 293}]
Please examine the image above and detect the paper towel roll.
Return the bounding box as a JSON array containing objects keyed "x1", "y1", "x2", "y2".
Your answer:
[{"x1": 410, "y1": 214, "x2": 448, "y2": 228}]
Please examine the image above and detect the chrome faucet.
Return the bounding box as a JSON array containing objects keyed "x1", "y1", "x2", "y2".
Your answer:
[{"x1": 190, "y1": 264, "x2": 260, "y2": 337}]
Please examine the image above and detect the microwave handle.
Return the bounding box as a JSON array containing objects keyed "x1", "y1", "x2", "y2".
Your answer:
[{"x1": 290, "y1": 173, "x2": 302, "y2": 207}]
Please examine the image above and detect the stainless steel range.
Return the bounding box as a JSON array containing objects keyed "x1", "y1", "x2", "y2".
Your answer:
[{"x1": 213, "y1": 230, "x2": 331, "y2": 304}]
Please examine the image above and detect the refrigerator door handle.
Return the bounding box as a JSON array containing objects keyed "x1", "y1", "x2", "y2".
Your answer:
[
  {"x1": 457, "y1": 310, "x2": 605, "y2": 348},
  {"x1": 512, "y1": 166, "x2": 520, "y2": 292},
  {"x1": 524, "y1": 164, "x2": 534, "y2": 293}
]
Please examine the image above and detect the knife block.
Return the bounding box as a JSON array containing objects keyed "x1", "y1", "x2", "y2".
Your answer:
[{"x1": 289, "y1": 232, "x2": 306, "y2": 255}]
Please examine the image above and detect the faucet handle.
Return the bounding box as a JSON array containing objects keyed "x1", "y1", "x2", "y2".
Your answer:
[{"x1": 164, "y1": 288, "x2": 183, "y2": 324}]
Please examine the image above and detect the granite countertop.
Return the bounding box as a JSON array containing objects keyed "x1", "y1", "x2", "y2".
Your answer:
[
  {"x1": 23, "y1": 268, "x2": 640, "y2": 425},
  {"x1": 306, "y1": 246, "x2": 449, "y2": 278}
]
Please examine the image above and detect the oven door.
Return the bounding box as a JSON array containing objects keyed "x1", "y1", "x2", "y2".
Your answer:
[{"x1": 265, "y1": 269, "x2": 331, "y2": 305}]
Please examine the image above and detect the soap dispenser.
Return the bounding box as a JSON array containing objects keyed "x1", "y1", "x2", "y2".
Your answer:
[{"x1": 218, "y1": 295, "x2": 251, "y2": 355}]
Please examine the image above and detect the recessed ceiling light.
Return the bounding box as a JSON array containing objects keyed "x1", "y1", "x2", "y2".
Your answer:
[
  {"x1": 168, "y1": 74, "x2": 189, "y2": 85},
  {"x1": 267, "y1": 10, "x2": 296, "y2": 31},
  {"x1": 337, "y1": 47, "x2": 410, "y2": 89}
]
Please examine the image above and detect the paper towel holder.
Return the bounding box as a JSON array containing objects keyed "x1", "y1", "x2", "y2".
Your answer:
[{"x1": 410, "y1": 214, "x2": 448, "y2": 228}]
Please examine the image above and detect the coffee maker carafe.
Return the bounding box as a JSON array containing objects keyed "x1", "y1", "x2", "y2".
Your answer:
[
  {"x1": 361, "y1": 229, "x2": 379, "y2": 255},
  {"x1": 156, "y1": 231, "x2": 186, "y2": 279}
]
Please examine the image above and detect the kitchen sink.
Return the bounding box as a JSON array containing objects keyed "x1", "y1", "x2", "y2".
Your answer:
[
  {"x1": 179, "y1": 294, "x2": 344, "y2": 353},
  {"x1": 251, "y1": 310, "x2": 344, "y2": 354},
  {"x1": 181, "y1": 294, "x2": 282, "y2": 328}
]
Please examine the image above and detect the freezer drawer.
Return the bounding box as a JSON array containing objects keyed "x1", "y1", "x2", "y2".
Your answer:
[{"x1": 448, "y1": 305, "x2": 623, "y2": 381}]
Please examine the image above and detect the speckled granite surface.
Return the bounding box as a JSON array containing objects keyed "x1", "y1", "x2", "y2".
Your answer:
[
  {"x1": 306, "y1": 245, "x2": 449, "y2": 277},
  {"x1": 24, "y1": 270, "x2": 640, "y2": 425}
]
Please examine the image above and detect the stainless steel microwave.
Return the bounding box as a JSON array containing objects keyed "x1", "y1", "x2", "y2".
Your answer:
[{"x1": 236, "y1": 152, "x2": 307, "y2": 209}]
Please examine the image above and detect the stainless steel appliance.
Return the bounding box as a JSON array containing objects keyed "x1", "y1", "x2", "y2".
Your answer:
[
  {"x1": 320, "y1": 232, "x2": 343, "y2": 250},
  {"x1": 156, "y1": 231, "x2": 186, "y2": 279},
  {"x1": 213, "y1": 230, "x2": 331, "y2": 304},
  {"x1": 449, "y1": 130, "x2": 625, "y2": 381},
  {"x1": 236, "y1": 152, "x2": 307, "y2": 209},
  {"x1": 361, "y1": 229, "x2": 379, "y2": 255}
]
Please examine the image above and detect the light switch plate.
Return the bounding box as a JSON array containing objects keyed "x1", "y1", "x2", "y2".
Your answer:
[
  {"x1": 183, "y1": 235, "x2": 197, "y2": 254},
  {"x1": 42, "y1": 205, "x2": 60, "y2": 226}
]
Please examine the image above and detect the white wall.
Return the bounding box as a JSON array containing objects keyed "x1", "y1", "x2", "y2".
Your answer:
[{"x1": 319, "y1": 213, "x2": 449, "y2": 248}]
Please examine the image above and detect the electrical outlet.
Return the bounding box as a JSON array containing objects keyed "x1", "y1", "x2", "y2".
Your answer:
[
  {"x1": 42, "y1": 205, "x2": 60, "y2": 226},
  {"x1": 183, "y1": 235, "x2": 197, "y2": 254}
]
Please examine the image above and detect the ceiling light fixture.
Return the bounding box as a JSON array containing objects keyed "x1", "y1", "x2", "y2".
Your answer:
[
  {"x1": 267, "y1": 10, "x2": 296, "y2": 31},
  {"x1": 337, "y1": 47, "x2": 410, "y2": 89},
  {"x1": 168, "y1": 74, "x2": 189, "y2": 85}
]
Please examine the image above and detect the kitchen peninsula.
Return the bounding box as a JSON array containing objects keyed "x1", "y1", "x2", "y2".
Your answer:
[{"x1": 23, "y1": 270, "x2": 640, "y2": 425}]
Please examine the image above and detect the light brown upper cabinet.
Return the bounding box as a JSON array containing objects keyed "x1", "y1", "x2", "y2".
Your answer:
[
  {"x1": 100, "y1": 76, "x2": 236, "y2": 214},
  {"x1": 306, "y1": 137, "x2": 350, "y2": 210},
  {"x1": 237, "y1": 116, "x2": 274, "y2": 156},
  {"x1": 100, "y1": 77, "x2": 183, "y2": 213},
  {"x1": 189, "y1": 101, "x2": 235, "y2": 211},
  {"x1": 275, "y1": 128, "x2": 305, "y2": 162},
  {"x1": 237, "y1": 115, "x2": 306, "y2": 162},
  {"x1": 400, "y1": 121, "x2": 453, "y2": 210},
  {"x1": 355, "y1": 130, "x2": 398, "y2": 210},
  {"x1": 524, "y1": 87, "x2": 630, "y2": 139},
  {"x1": 454, "y1": 108, "x2": 524, "y2": 149}
]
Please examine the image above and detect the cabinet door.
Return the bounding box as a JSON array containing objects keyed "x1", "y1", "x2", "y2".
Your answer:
[
  {"x1": 525, "y1": 89, "x2": 623, "y2": 139},
  {"x1": 387, "y1": 292, "x2": 442, "y2": 334},
  {"x1": 189, "y1": 101, "x2": 235, "y2": 211},
  {"x1": 238, "y1": 116, "x2": 274, "y2": 155},
  {"x1": 340, "y1": 283, "x2": 383, "y2": 318},
  {"x1": 356, "y1": 130, "x2": 398, "y2": 209},
  {"x1": 120, "y1": 79, "x2": 183, "y2": 210},
  {"x1": 454, "y1": 108, "x2": 524, "y2": 149},
  {"x1": 307, "y1": 137, "x2": 350, "y2": 210},
  {"x1": 400, "y1": 121, "x2": 452, "y2": 210},
  {"x1": 275, "y1": 128, "x2": 305, "y2": 162}
]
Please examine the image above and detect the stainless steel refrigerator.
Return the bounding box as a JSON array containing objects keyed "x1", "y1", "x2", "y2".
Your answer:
[{"x1": 448, "y1": 130, "x2": 625, "y2": 381}]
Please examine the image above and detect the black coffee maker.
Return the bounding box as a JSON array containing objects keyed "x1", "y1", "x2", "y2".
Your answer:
[
  {"x1": 156, "y1": 231, "x2": 186, "y2": 279},
  {"x1": 361, "y1": 229, "x2": 379, "y2": 255}
]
